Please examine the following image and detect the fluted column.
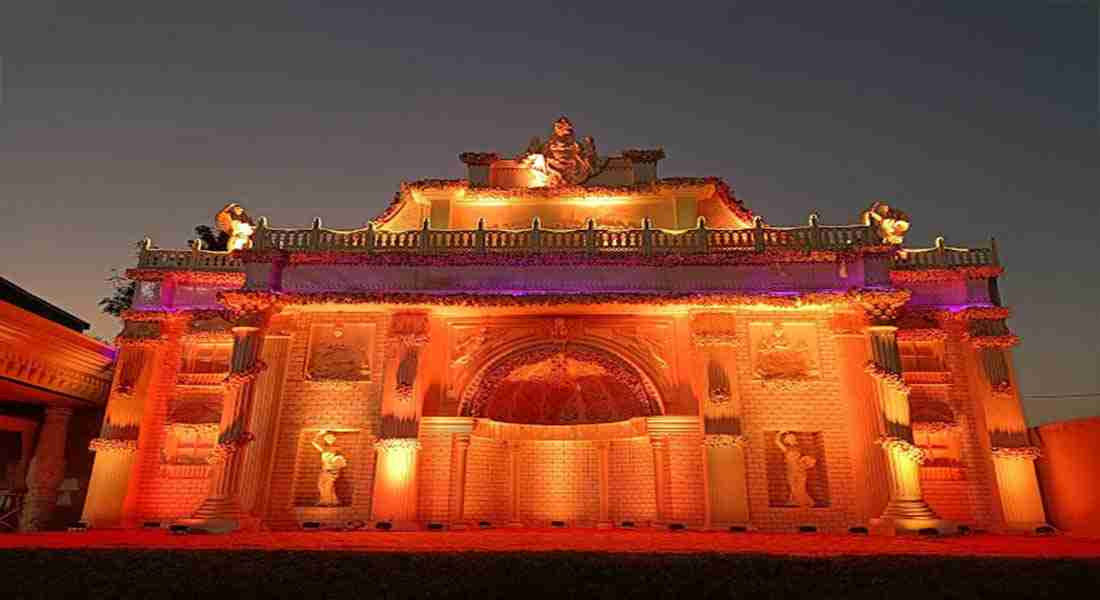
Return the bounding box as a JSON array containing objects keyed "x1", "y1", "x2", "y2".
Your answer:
[
  {"x1": 20, "y1": 407, "x2": 73, "y2": 531},
  {"x1": 650, "y1": 435, "x2": 669, "y2": 524},
  {"x1": 597, "y1": 441, "x2": 612, "y2": 528},
  {"x1": 190, "y1": 323, "x2": 266, "y2": 528},
  {"x1": 867, "y1": 325, "x2": 939, "y2": 523},
  {"x1": 450, "y1": 434, "x2": 471, "y2": 526},
  {"x1": 506, "y1": 440, "x2": 522, "y2": 526}
]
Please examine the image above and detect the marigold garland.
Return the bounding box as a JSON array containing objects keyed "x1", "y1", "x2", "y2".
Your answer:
[
  {"x1": 890, "y1": 266, "x2": 1003, "y2": 283},
  {"x1": 896, "y1": 328, "x2": 948, "y2": 342},
  {"x1": 912, "y1": 420, "x2": 958, "y2": 435},
  {"x1": 88, "y1": 438, "x2": 138, "y2": 454},
  {"x1": 126, "y1": 269, "x2": 246, "y2": 286},
  {"x1": 991, "y1": 446, "x2": 1041, "y2": 461},
  {"x1": 374, "y1": 438, "x2": 422, "y2": 452},
  {"x1": 224, "y1": 360, "x2": 268, "y2": 387},
  {"x1": 864, "y1": 362, "x2": 911, "y2": 394},
  {"x1": 967, "y1": 335, "x2": 1020, "y2": 349},
  {"x1": 878, "y1": 437, "x2": 928, "y2": 464},
  {"x1": 703, "y1": 434, "x2": 747, "y2": 448}
]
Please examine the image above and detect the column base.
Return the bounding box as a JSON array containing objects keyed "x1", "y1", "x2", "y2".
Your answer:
[
  {"x1": 596, "y1": 521, "x2": 614, "y2": 530},
  {"x1": 870, "y1": 517, "x2": 956, "y2": 536},
  {"x1": 186, "y1": 495, "x2": 246, "y2": 532},
  {"x1": 881, "y1": 498, "x2": 940, "y2": 520}
]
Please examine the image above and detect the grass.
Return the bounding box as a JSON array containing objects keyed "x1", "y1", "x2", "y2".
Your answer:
[{"x1": 0, "y1": 548, "x2": 1096, "y2": 598}]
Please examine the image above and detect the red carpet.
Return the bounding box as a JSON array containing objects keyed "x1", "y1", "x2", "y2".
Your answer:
[{"x1": 2, "y1": 529, "x2": 1098, "y2": 557}]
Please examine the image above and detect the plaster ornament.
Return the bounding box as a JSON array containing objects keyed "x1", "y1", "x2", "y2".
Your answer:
[
  {"x1": 518, "y1": 117, "x2": 607, "y2": 186},
  {"x1": 754, "y1": 323, "x2": 814, "y2": 384},
  {"x1": 215, "y1": 202, "x2": 256, "y2": 251},
  {"x1": 312, "y1": 430, "x2": 348, "y2": 506},
  {"x1": 860, "y1": 201, "x2": 910, "y2": 245},
  {"x1": 776, "y1": 431, "x2": 816, "y2": 508}
]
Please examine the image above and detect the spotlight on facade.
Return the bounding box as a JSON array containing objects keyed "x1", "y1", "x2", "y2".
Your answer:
[
  {"x1": 668, "y1": 523, "x2": 685, "y2": 531},
  {"x1": 301, "y1": 521, "x2": 321, "y2": 531},
  {"x1": 427, "y1": 522, "x2": 445, "y2": 531},
  {"x1": 918, "y1": 527, "x2": 940, "y2": 536},
  {"x1": 67, "y1": 521, "x2": 89, "y2": 532},
  {"x1": 142, "y1": 521, "x2": 161, "y2": 530},
  {"x1": 1035, "y1": 525, "x2": 1055, "y2": 535},
  {"x1": 168, "y1": 524, "x2": 190, "y2": 535},
  {"x1": 798, "y1": 525, "x2": 817, "y2": 533},
  {"x1": 957, "y1": 525, "x2": 972, "y2": 535},
  {"x1": 729, "y1": 525, "x2": 748, "y2": 533},
  {"x1": 620, "y1": 521, "x2": 635, "y2": 528},
  {"x1": 478, "y1": 521, "x2": 492, "y2": 529},
  {"x1": 550, "y1": 520, "x2": 566, "y2": 528},
  {"x1": 375, "y1": 521, "x2": 393, "y2": 531},
  {"x1": 849, "y1": 526, "x2": 869, "y2": 535}
]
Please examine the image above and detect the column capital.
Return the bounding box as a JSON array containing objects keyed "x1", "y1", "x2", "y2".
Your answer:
[{"x1": 849, "y1": 289, "x2": 911, "y2": 326}]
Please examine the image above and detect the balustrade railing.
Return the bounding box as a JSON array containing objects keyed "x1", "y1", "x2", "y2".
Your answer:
[
  {"x1": 134, "y1": 216, "x2": 998, "y2": 272},
  {"x1": 893, "y1": 236, "x2": 999, "y2": 269}
]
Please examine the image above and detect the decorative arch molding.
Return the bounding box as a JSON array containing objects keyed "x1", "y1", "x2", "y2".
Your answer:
[{"x1": 458, "y1": 341, "x2": 664, "y2": 425}]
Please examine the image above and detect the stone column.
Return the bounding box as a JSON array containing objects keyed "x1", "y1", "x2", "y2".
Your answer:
[
  {"x1": 867, "y1": 325, "x2": 940, "y2": 525},
  {"x1": 450, "y1": 434, "x2": 471, "y2": 526},
  {"x1": 506, "y1": 441, "x2": 522, "y2": 526},
  {"x1": 596, "y1": 441, "x2": 612, "y2": 528},
  {"x1": 190, "y1": 323, "x2": 266, "y2": 530},
  {"x1": 20, "y1": 407, "x2": 73, "y2": 531},
  {"x1": 239, "y1": 333, "x2": 292, "y2": 517},
  {"x1": 650, "y1": 435, "x2": 669, "y2": 524}
]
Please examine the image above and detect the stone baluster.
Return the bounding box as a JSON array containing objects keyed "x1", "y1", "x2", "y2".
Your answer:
[
  {"x1": 20, "y1": 406, "x2": 73, "y2": 531},
  {"x1": 190, "y1": 318, "x2": 266, "y2": 529}
]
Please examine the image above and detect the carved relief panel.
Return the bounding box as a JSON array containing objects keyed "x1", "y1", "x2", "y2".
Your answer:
[
  {"x1": 748, "y1": 321, "x2": 820, "y2": 388},
  {"x1": 305, "y1": 323, "x2": 375, "y2": 382}
]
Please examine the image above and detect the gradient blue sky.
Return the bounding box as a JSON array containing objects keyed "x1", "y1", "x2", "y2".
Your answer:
[{"x1": 1, "y1": 1, "x2": 1096, "y2": 424}]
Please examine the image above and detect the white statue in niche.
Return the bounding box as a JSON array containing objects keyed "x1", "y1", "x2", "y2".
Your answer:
[
  {"x1": 215, "y1": 202, "x2": 256, "y2": 251},
  {"x1": 312, "y1": 430, "x2": 348, "y2": 507},
  {"x1": 776, "y1": 431, "x2": 816, "y2": 508}
]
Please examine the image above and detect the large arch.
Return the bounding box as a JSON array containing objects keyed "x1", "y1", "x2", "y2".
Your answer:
[{"x1": 458, "y1": 342, "x2": 663, "y2": 425}]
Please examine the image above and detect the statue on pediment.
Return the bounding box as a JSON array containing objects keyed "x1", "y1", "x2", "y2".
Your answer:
[
  {"x1": 519, "y1": 117, "x2": 605, "y2": 186},
  {"x1": 861, "y1": 201, "x2": 910, "y2": 245},
  {"x1": 216, "y1": 202, "x2": 256, "y2": 251}
]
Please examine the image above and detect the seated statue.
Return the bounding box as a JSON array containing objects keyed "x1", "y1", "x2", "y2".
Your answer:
[
  {"x1": 519, "y1": 117, "x2": 604, "y2": 186},
  {"x1": 215, "y1": 202, "x2": 256, "y2": 251},
  {"x1": 861, "y1": 201, "x2": 910, "y2": 245}
]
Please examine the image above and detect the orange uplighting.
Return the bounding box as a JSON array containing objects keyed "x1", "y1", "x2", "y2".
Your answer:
[{"x1": 520, "y1": 153, "x2": 552, "y2": 187}]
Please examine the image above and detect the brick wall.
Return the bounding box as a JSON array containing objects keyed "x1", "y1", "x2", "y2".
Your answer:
[
  {"x1": 463, "y1": 437, "x2": 509, "y2": 524},
  {"x1": 665, "y1": 435, "x2": 705, "y2": 525},
  {"x1": 736, "y1": 313, "x2": 858, "y2": 532},
  {"x1": 261, "y1": 311, "x2": 385, "y2": 529},
  {"x1": 608, "y1": 438, "x2": 657, "y2": 523},
  {"x1": 417, "y1": 430, "x2": 454, "y2": 522},
  {"x1": 517, "y1": 441, "x2": 600, "y2": 524}
]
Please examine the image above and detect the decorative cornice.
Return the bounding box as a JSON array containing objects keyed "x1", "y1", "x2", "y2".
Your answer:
[
  {"x1": 850, "y1": 288, "x2": 912, "y2": 325},
  {"x1": 621, "y1": 148, "x2": 666, "y2": 163},
  {"x1": 896, "y1": 328, "x2": 948, "y2": 342},
  {"x1": 0, "y1": 347, "x2": 113, "y2": 403},
  {"x1": 967, "y1": 334, "x2": 1021, "y2": 349},
  {"x1": 912, "y1": 420, "x2": 958, "y2": 434}
]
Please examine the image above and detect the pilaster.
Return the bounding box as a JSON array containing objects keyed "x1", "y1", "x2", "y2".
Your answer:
[{"x1": 20, "y1": 407, "x2": 73, "y2": 531}]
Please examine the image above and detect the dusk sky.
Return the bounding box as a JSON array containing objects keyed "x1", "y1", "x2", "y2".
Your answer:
[{"x1": 1, "y1": 1, "x2": 1095, "y2": 425}]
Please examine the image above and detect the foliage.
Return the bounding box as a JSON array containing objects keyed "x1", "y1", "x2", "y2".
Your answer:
[
  {"x1": 195, "y1": 225, "x2": 230, "y2": 252},
  {"x1": 98, "y1": 271, "x2": 135, "y2": 317}
]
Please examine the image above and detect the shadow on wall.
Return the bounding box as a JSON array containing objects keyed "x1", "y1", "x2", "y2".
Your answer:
[{"x1": 1031, "y1": 416, "x2": 1100, "y2": 536}]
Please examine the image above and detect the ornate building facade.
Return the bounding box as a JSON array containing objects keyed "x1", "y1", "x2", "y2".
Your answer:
[{"x1": 82, "y1": 119, "x2": 1047, "y2": 534}]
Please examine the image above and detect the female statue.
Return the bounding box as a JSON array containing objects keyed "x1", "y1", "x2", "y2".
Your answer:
[
  {"x1": 312, "y1": 430, "x2": 348, "y2": 506},
  {"x1": 776, "y1": 431, "x2": 816, "y2": 508}
]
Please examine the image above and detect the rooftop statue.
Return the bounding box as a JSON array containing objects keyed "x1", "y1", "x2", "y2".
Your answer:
[
  {"x1": 861, "y1": 201, "x2": 910, "y2": 245},
  {"x1": 216, "y1": 202, "x2": 256, "y2": 251},
  {"x1": 519, "y1": 116, "x2": 606, "y2": 186}
]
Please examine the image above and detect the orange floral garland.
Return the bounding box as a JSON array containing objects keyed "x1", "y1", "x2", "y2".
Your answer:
[{"x1": 890, "y1": 266, "x2": 1003, "y2": 283}]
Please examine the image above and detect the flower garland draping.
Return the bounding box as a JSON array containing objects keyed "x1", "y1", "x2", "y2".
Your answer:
[
  {"x1": 220, "y1": 288, "x2": 908, "y2": 313},
  {"x1": 864, "y1": 361, "x2": 911, "y2": 394},
  {"x1": 890, "y1": 266, "x2": 1003, "y2": 284},
  {"x1": 991, "y1": 446, "x2": 1042, "y2": 461},
  {"x1": 125, "y1": 269, "x2": 246, "y2": 287},
  {"x1": 374, "y1": 438, "x2": 422, "y2": 452},
  {"x1": 878, "y1": 437, "x2": 928, "y2": 464},
  {"x1": 88, "y1": 438, "x2": 138, "y2": 454},
  {"x1": 967, "y1": 334, "x2": 1021, "y2": 349},
  {"x1": 703, "y1": 434, "x2": 747, "y2": 449},
  {"x1": 896, "y1": 328, "x2": 948, "y2": 342},
  {"x1": 911, "y1": 420, "x2": 958, "y2": 435},
  {"x1": 224, "y1": 360, "x2": 268, "y2": 388}
]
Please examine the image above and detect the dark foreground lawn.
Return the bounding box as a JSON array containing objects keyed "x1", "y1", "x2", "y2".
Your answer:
[{"x1": 0, "y1": 549, "x2": 1096, "y2": 599}]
